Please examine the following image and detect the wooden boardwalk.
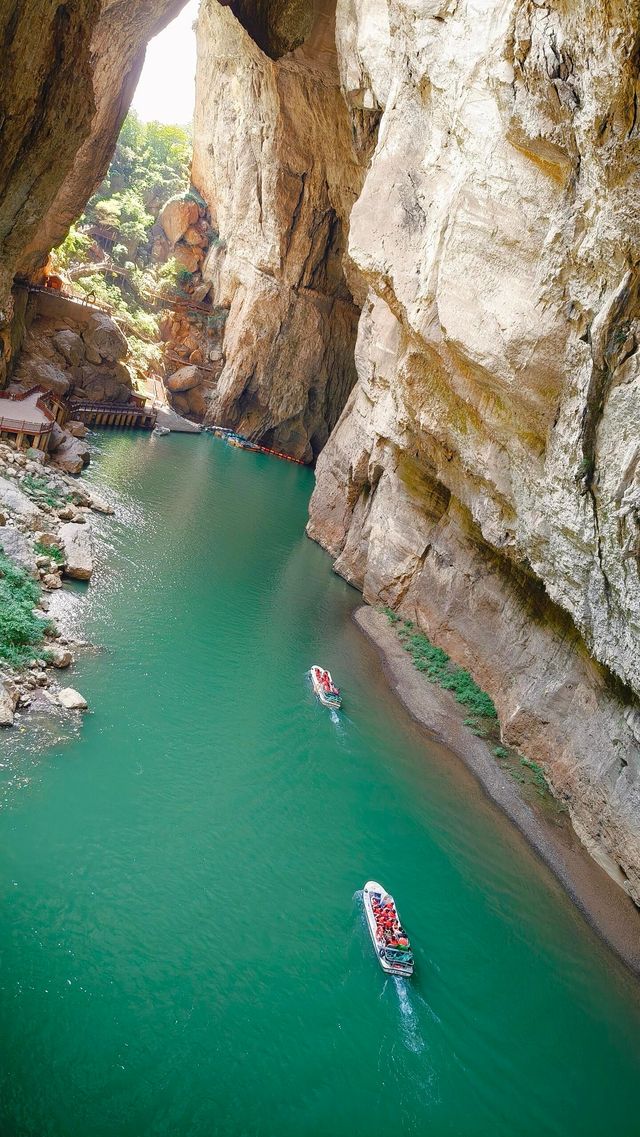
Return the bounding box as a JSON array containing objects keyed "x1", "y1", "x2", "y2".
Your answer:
[{"x1": 69, "y1": 400, "x2": 157, "y2": 430}]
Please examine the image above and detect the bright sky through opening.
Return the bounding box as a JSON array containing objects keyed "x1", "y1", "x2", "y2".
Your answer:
[{"x1": 132, "y1": 0, "x2": 199, "y2": 126}]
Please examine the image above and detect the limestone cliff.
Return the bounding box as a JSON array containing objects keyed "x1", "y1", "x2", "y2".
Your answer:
[
  {"x1": 0, "y1": 0, "x2": 186, "y2": 382},
  {"x1": 306, "y1": 0, "x2": 640, "y2": 900},
  {"x1": 192, "y1": 0, "x2": 371, "y2": 460}
]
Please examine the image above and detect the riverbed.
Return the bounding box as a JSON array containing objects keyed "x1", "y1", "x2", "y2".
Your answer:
[{"x1": 1, "y1": 431, "x2": 639, "y2": 1137}]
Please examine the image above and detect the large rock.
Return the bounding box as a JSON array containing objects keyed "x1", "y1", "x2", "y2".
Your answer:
[
  {"x1": 173, "y1": 242, "x2": 202, "y2": 274},
  {"x1": 0, "y1": 527, "x2": 34, "y2": 570},
  {"x1": 166, "y1": 365, "x2": 201, "y2": 393},
  {"x1": 57, "y1": 687, "x2": 88, "y2": 710},
  {"x1": 50, "y1": 645, "x2": 73, "y2": 669},
  {"x1": 49, "y1": 433, "x2": 90, "y2": 475},
  {"x1": 81, "y1": 312, "x2": 128, "y2": 363},
  {"x1": 58, "y1": 522, "x2": 93, "y2": 580},
  {"x1": 0, "y1": 477, "x2": 45, "y2": 526},
  {"x1": 158, "y1": 197, "x2": 199, "y2": 245},
  {"x1": 20, "y1": 358, "x2": 70, "y2": 397},
  {"x1": 53, "y1": 329, "x2": 85, "y2": 367},
  {"x1": 0, "y1": 679, "x2": 19, "y2": 727}
]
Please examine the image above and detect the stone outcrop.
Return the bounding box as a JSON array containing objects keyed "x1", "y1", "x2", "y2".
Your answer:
[
  {"x1": 307, "y1": 0, "x2": 640, "y2": 901},
  {"x1": 192, "y1": 0, "x2": 370, "y2": 460},
  {"x1": 0, "y1": 0, "x2": 187, "y2": 337},
  {"x1": 11, "y1": 290, "x2": 135, "y2": 412},
  {"x1": 58, "y1": 522, "x2": 93, "y2": 580}
]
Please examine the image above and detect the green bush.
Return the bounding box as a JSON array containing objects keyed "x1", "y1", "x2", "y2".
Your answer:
[
  {"x1": 34, "y1": 540, "x2": 64, "y2": 564},
  {"x1": 384, "y1": 606, "x2": 498, "y2": 720},
  {"x1": 0, "y1": 551, "x2": 51, "y2": 666}
]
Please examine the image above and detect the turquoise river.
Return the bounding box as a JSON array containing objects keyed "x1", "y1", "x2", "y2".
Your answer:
[{"x1": 1, "y1": 432, "x2": 640, "y2": 1137}]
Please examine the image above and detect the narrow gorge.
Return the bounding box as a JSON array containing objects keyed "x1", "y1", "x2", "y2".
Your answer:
[
  {"x1": 3, "y1": 3, "x2": 640, "y2": 1133},
  {"x1": 2, "y1": 0, "x2": 640, "y2": 906}
]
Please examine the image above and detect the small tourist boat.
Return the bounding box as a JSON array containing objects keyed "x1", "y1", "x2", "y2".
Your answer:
[
  {"x1": 309, "y1": 665, "x2": 342, "y2": 709},
  {"x1": 363, "y1": 880, "x2": 414, "y2": 977},
  {"x1": 153, "y1": 425, "x2": 170, "y2": 436}
]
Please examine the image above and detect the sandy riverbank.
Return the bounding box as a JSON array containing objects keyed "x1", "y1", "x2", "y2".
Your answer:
[{"x1": 354, "y1": 605, "x2": 640, "y2": 978}]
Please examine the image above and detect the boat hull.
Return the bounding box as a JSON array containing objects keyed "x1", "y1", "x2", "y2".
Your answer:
[
  {"x1": 363, "y1": 880, "x2": 414, "y2": 977},
  {"x1": 310, "y1": 666, "x2": 341, "y2": 709}
]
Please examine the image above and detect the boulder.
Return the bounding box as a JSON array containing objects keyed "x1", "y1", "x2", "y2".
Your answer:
[
  {"x1": 173, "y1": 242, "x2": 202, "y2": 274},
  {"x1": 49, "y1": 433, "x2": 91, "y2": 475},
  {"x1": 190, "y1": 281, "x2": 212, "y2": 305},
  {"x1": 66, "y1": 420, "x2": 88, "y2": 439},
  {"x1": 0, "y1": 679, "x2": 18, "y2": 727},
  {"x1": 58, "y1": 522, "x2": 93, "y2": 580},
  {"x1": 50, "y1": 645, "x2": 73, "y2": 669},
  {"x1": 48, "y1": 421, "x2": 67, "y2": 452},
  {"x1": 80, "y1": 363, "x2": 132, "y2": 403},
  {"x1": 42, "y1": 573, "x2": 62, "y2": 590},
  {"x1": 1, "y1": 527, "x2": 36, "y2": 569},
  {"x1": 21, "y1": 359, "x2": 70, "y2": 397},
  {"x1": 183, "y1": 224, "x2": 208, "y2": 247},
  {"x1": 166, "y1": 365, "x2": 201, "y2": 393},
  {"x1": 81, "y1": 312, "x2": 128, "y2": 363},
  {"x1": 158, "y1": 197, "x2": 199, "y2": 244},
  {"x1": 25, "y1": 448, "x2": 46, "y2": 465},
  {"x1": 53, "y1": 329, "x2": 85, "y2": 367},
  {"x1": 88, "y1": 493, "x2": 114, "y2": 515},
  {"x1": 57, "y1": 687, "x2": 88, "y2": 710},
  {"x1": 0, "y1": 476, "x2": 45, "y2": 525}
]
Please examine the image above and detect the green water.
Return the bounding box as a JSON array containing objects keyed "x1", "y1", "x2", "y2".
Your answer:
[{"x1": 1, "y1": 433, "x2": 639, "y2": 1137}]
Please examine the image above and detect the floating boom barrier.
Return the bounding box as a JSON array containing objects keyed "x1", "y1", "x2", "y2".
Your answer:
[{"x1": 206, "y1": 425, "x2": 306, "y2": 465}]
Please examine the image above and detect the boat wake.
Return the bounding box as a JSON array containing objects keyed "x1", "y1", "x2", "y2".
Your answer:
[{"x1": 393, "y1": 976, "x2": 425, "y2": 1054}]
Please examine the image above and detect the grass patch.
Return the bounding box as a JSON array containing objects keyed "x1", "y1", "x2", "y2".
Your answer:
[
  {"x1": 34, "y1": 539, "x2": 64, "y2": 564},
  {"x1": 381, "y1": 606, "x2": 557, "y2": 807},
  {"x1": 0, "y1": 550, "x2": 51, "y2": 667},
  {"x1": 384, "y1": 610, "x2": 498, "y2": 719},
  {"x1": 21, "y1": 475, "x2": 69, "y2": 510},
  {"x1": 520, "y1": 756, "x2": 549, "y2": 796}
]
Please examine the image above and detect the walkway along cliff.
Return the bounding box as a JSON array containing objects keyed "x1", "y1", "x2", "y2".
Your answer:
[{"x1": 1, "y1": 0, "x2": 639, "y2": 905}]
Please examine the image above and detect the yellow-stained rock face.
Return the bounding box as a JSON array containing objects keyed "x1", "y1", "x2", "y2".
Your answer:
[
  {"x1": 192, "y1": 0, "x2": 371, "y2": 459},
  {"x1": 308, "y1": 0, "x2": 640, "y2": 899}
]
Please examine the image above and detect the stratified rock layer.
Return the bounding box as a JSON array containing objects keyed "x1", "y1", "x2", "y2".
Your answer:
[{"x1": 308, "y1": 0, "x2": 640, "y2": 899}]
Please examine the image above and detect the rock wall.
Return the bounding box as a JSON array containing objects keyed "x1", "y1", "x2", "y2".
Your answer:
[
  {"x1": 308, "y1": 0, "x2": 640, "y2": 899},
  {"x1": 0, "y1": 0, "x2": 187, "y2": 381},
  {"x1": 192, "y1": 0, "x2": 372, "y2": 460}
]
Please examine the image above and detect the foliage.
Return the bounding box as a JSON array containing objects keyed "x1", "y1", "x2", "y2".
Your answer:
[
  {"x1": 0, "y1": 550, "x2": 50, "y2": 667},
  {"x1": 387, "y1": 612, "x2": 498, "y2": 719},
  {"x1": 54, "y1": 225, "x2": 92, "y2": 271},
  {"x1": 21, "y1": 474, "x2": 69, "y2": 509},
  {"x1": 494, "y1": 746, "x2": 509, "y2": 760},
  {"x1": 34, "y1": 540, "x2": 64, "y2": 564},
  {"x1": 520, "y1": 756, "x2": 549, "y2": 796},
  {"x1": 93, "y1": 189, "x2": 154, "y2": 246},
  {"x1": 52, "y1": 111, "x2": 192, "y2": 372}
]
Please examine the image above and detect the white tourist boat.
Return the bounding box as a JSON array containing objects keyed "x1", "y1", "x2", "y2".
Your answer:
[
  {"x1": 309, "y1": 665, "x2": 341, "y2": 709},
  {"x1": 363, "y1": 880, "x2": 414, "y2": 977}
]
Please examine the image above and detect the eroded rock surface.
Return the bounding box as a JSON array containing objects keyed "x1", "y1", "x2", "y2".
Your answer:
[
  {"x1": 192, "y1": 0, "x2": 370, "y2": 460},
  {"x1": 308, "y1": 0, "x2": 640, "y2": 900}
]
